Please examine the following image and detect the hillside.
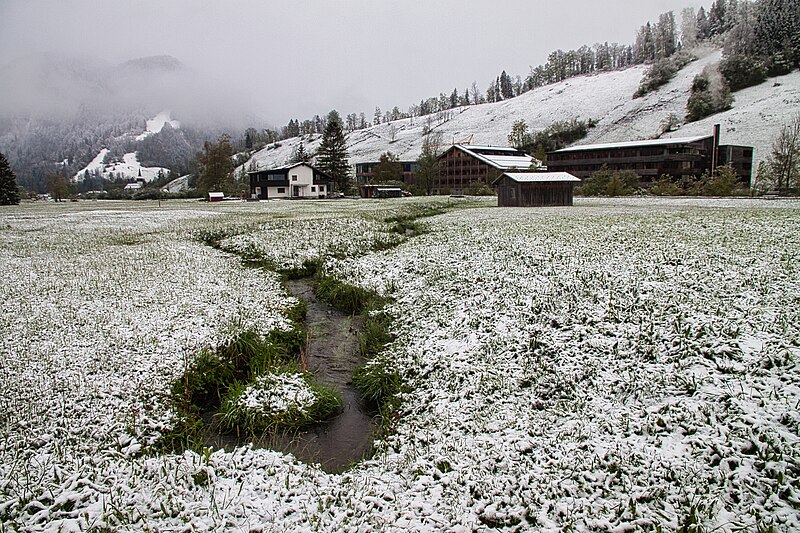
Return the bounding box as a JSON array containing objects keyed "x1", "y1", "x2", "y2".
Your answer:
[
  {"x1": 242, "y1": 48, "x2": 799, "y2": 174},
  {"x1": 0, "y1": 54, "x2": 250, "y2": 191}
]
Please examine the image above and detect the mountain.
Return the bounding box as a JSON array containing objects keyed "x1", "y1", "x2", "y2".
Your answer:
[
  {"x1": 241, "y1": 48, "x2": 800, "y2": 175},
  {"x1": 0, "y1": 53, "x2": 253, "y2": 191}
]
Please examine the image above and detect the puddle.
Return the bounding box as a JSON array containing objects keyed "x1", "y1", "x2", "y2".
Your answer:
[{"x1": 201, "y1": 278, "x2": 376, "y2": 473}]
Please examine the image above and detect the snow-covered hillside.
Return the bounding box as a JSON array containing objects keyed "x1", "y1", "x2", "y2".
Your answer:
[
  {"x1": 136, "y1": 110, "x2": 180, "y2": 141},
  {"x1": 242, "y1": 49, "x2": 799, "y2": 173},
  {"x1": 74, "y1": 151, "x2": 169, "y2": 182}
]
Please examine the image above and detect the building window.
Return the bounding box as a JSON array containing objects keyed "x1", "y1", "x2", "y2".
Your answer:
[
  {"x1": 277, "y1": 188, "x2": 285, "y2": 193},
  {"x1": 311, "y1": 186, "x2": 316, "y2": 192},
  {"x1": 320, "y1": 185, "x2": 325, "y2": 192},
  {"x1": 291, "y1": 175, "x2": 298, "y2": 181}
]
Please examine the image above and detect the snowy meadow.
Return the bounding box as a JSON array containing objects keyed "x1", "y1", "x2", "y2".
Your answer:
[{"x1": 0, "y1": 197, "x2": 798, "y2": 531}]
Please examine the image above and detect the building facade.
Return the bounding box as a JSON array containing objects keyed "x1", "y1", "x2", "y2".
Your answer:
[
  {"x1": 436, "y1": 145, "x2": 539, "y2": 194},
  {"x1": 248, "y1": 162, "x2": 333, "y2": 200},
  {"x1": 355, "y1": 161, "x2": 419, "y2": 187},
  {"x1": 546, "y1": 127, "x2": 753, "y2": 186},
  {"x1": 493, "y1": 172, "x2": 581, "y2": 207}
]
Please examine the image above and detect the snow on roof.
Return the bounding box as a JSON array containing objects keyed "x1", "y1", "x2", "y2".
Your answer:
[
  {"x1": 248, "y1": 161, "x2": 311, "y2": 174},
  {"x1": 453, "y1": 145, "x2": 538, "y2": 170},
  {"x1": 208, "y1": 192, "x2": 224, "y2": 198},
  {"x1": 495, "y1": 172, "x2": 581, "y2": 184},
  {"x1": 552, "y1": 135, "x2": 712, "y2": 153}
]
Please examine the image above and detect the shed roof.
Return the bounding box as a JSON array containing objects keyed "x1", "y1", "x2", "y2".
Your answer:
[
  {"x1": 551, "y1": 135, "x2": 712, "y2": 153},
  {"x1": 493, "y1": 172, "x2": 581, "y2": 185}
]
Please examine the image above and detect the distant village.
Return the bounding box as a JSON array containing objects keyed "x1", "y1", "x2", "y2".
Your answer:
[{"x1": 245, "y1": 124, "x2": 752, "y2": 207}]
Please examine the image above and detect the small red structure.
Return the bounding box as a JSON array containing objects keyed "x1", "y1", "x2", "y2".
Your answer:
[{"x1": 208, "y1": 191, "x2": 224, "y2": 202}]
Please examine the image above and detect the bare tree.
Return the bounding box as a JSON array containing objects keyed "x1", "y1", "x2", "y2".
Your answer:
[{"x1": 769, "y1": 113, "x2": 800, "y2": 194}]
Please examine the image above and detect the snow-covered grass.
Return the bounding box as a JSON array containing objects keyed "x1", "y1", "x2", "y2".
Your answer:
[
  {"x1": 219, "y1": 367, "x2": 342, "y2": 432},
  {"x1": 1, "y1": 197, "x2": 798, "y2": 531}
]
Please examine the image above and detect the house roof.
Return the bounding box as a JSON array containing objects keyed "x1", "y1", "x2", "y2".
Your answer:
[
  {"x1": 248, "y1": 161, "x2": 334, "y2": 182},
  {"x1": 208, "y1": 191, "x2": 224, "y2": 198},
  {"x1": 551, "y1": 135, "x2": 712, "y2": 153},
  {"x1": 493, "y1": 172, "x2": 581, "y2": 185},
  {"x1": 444, "y1": 145, "x2": 539, "y2": 170}
]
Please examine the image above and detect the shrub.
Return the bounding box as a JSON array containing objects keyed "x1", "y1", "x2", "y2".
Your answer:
[
  {"x1": 720, "y1": 54, "x2": 768, "y2": 91},
  {"x1": 686, "y1": 66, "x2": 733, "y2": 123},
  {"x1": 634, "y1": 51, "x2": 696, "y2": 98},
  {"x1": 524, "y1": 118, "x2": 597, "y2": 154},
  {"x1": 649, "y1": 175, "x2": 684, "y2": 196},
  {"x1": 576, "y1": 166, "x2": 640, "y2": 196}
]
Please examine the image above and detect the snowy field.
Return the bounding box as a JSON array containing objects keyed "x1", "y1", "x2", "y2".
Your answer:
[{"x1": 1, "y1": 197, "x2": 799, "y2": 531}]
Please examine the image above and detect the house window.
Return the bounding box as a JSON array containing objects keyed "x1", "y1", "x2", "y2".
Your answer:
[
  {"x1": 291, "y1": 175, "x2": 298, "y2": 181},
  {"x1": 320, "y1": 185, "x2": 325, "y2": 192},
  {"x1": 277, "y1": 187, "x2": 285, "y2": 193},
  {"x1": 311, "y1": 186, "x2": 316, "y2": 192}
]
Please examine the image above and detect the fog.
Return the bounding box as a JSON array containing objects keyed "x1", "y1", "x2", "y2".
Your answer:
[{"x1": 0, "y1": 0, "x2": 707, "y2": 127}]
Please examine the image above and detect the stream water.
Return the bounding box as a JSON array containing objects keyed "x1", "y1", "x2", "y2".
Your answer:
[{"x1": 202, "y1": 279, "x2": 376, "y2": 473}]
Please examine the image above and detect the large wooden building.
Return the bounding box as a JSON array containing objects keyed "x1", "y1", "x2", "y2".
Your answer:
[
  {"x1": 493, "y1": 172, "x2": 581, "y2": 207},
  {"x1": 436, "y1": 145, "x2": 539, "y2": 194},
  {"x1": 546, "y1": 126, "x2": 753, "y2": 186},
  {"x1": 248, "y1": 162, "x2": 333, "y2": 200},
  {"x1": 355, "y1": 161, "x2": 419, "y2": 187}
]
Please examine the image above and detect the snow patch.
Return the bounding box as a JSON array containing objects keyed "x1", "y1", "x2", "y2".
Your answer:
[{"x1": 136, "y1": 110, "x2": 180, "y2": 141}]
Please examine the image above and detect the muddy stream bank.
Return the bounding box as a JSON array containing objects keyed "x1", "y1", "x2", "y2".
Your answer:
[{"x1": 201, "y1": 278, "x2": 376, "y2": 473}]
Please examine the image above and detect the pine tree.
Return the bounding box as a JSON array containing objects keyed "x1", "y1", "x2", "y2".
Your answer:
[
  {"x1": 317, "y1": 110, "x2": 351, "y2": 192},
  {"x1": 0, "y1": 152, "x2": 21, "y2": 205},
  {"x1": 292, "y1": 142, "x2": 310, "y2": 163},
  {"x1": 372, "y1": 151, "x2": 402, "y2": 183}
]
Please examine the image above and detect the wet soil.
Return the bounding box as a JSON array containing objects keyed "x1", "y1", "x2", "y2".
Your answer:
[{"x1": 202, "y1": 278, "x2": 375, "y2": 473}]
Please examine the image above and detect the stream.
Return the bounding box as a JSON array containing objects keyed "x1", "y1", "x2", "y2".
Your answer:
[{"x1": 202, "y1": 278, "x2": 376, "y2": 473}]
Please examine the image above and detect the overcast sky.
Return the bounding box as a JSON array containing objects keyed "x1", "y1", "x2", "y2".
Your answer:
[{"x1": 0, "y1": 0, "x2": 708, "y2": 127}]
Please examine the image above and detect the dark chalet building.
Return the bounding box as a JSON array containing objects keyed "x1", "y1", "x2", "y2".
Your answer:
[
  {"x1": 436, "y1": 145, "x2": 540, "y2": 194},
  {"x1": 546, "y1": 126, "x2": 753, "y2": 187},
  {"x1": 493, "y1": 172, "x2": 581, "y2": 207},
  {"x1": 355, "y1": 161, "x2": 419, "y2": 187}
]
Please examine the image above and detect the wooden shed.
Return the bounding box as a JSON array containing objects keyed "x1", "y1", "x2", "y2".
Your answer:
[{"x1": 493, "y1": 172, "x2": 580, "y2": 207}]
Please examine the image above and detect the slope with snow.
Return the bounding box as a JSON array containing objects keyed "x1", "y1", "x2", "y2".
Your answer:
[
  {"x1": 241, "y1": 48, "x2": 799, "y2": 174},
  {"x1": 74, "y1": 151, "x2": 169, "y2": 182},
  {"x1": 136, "y1": 110, "x2": 181, "y2": 141}
]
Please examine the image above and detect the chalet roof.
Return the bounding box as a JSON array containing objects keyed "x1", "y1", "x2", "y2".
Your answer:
[
  {"x1": 551, "y1": 135, "x2": 712, "y2": 153},
  {"x1": 493, "y1": 172, "x2": 581, "y2": 185},
  {"x1": 247, "y1": 161, "x2": 334, "y2": 182},
  {"x1": 247, "y1": 161, "x2": 311, "y2": 174},
  {"x1": 447, "y1": 144, "x2": 539, "y2": 170}
]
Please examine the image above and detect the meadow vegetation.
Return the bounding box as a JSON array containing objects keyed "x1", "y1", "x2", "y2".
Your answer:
[{"x1": 0, "y1": 197, "x2": 797, "y2": 530}]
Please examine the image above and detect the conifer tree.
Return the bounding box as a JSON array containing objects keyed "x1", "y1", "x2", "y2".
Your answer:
[
  {"x1": 316, "y1": 110, "x2": 351, "y2": 192},
  {"x1": 0, "y1": 152, "x2": 21, "y2": 205},
  {"x1": 372, "y1": 152, "x2": 402, "y2": 183},
  {"x1": 292, "y1": 141, "x2": 310, "y2": 163}
]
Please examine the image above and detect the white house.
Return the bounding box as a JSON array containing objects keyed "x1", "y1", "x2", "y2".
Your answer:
[{"x1": 247, "y1": 162, "x2": 334, "y2": 200}]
